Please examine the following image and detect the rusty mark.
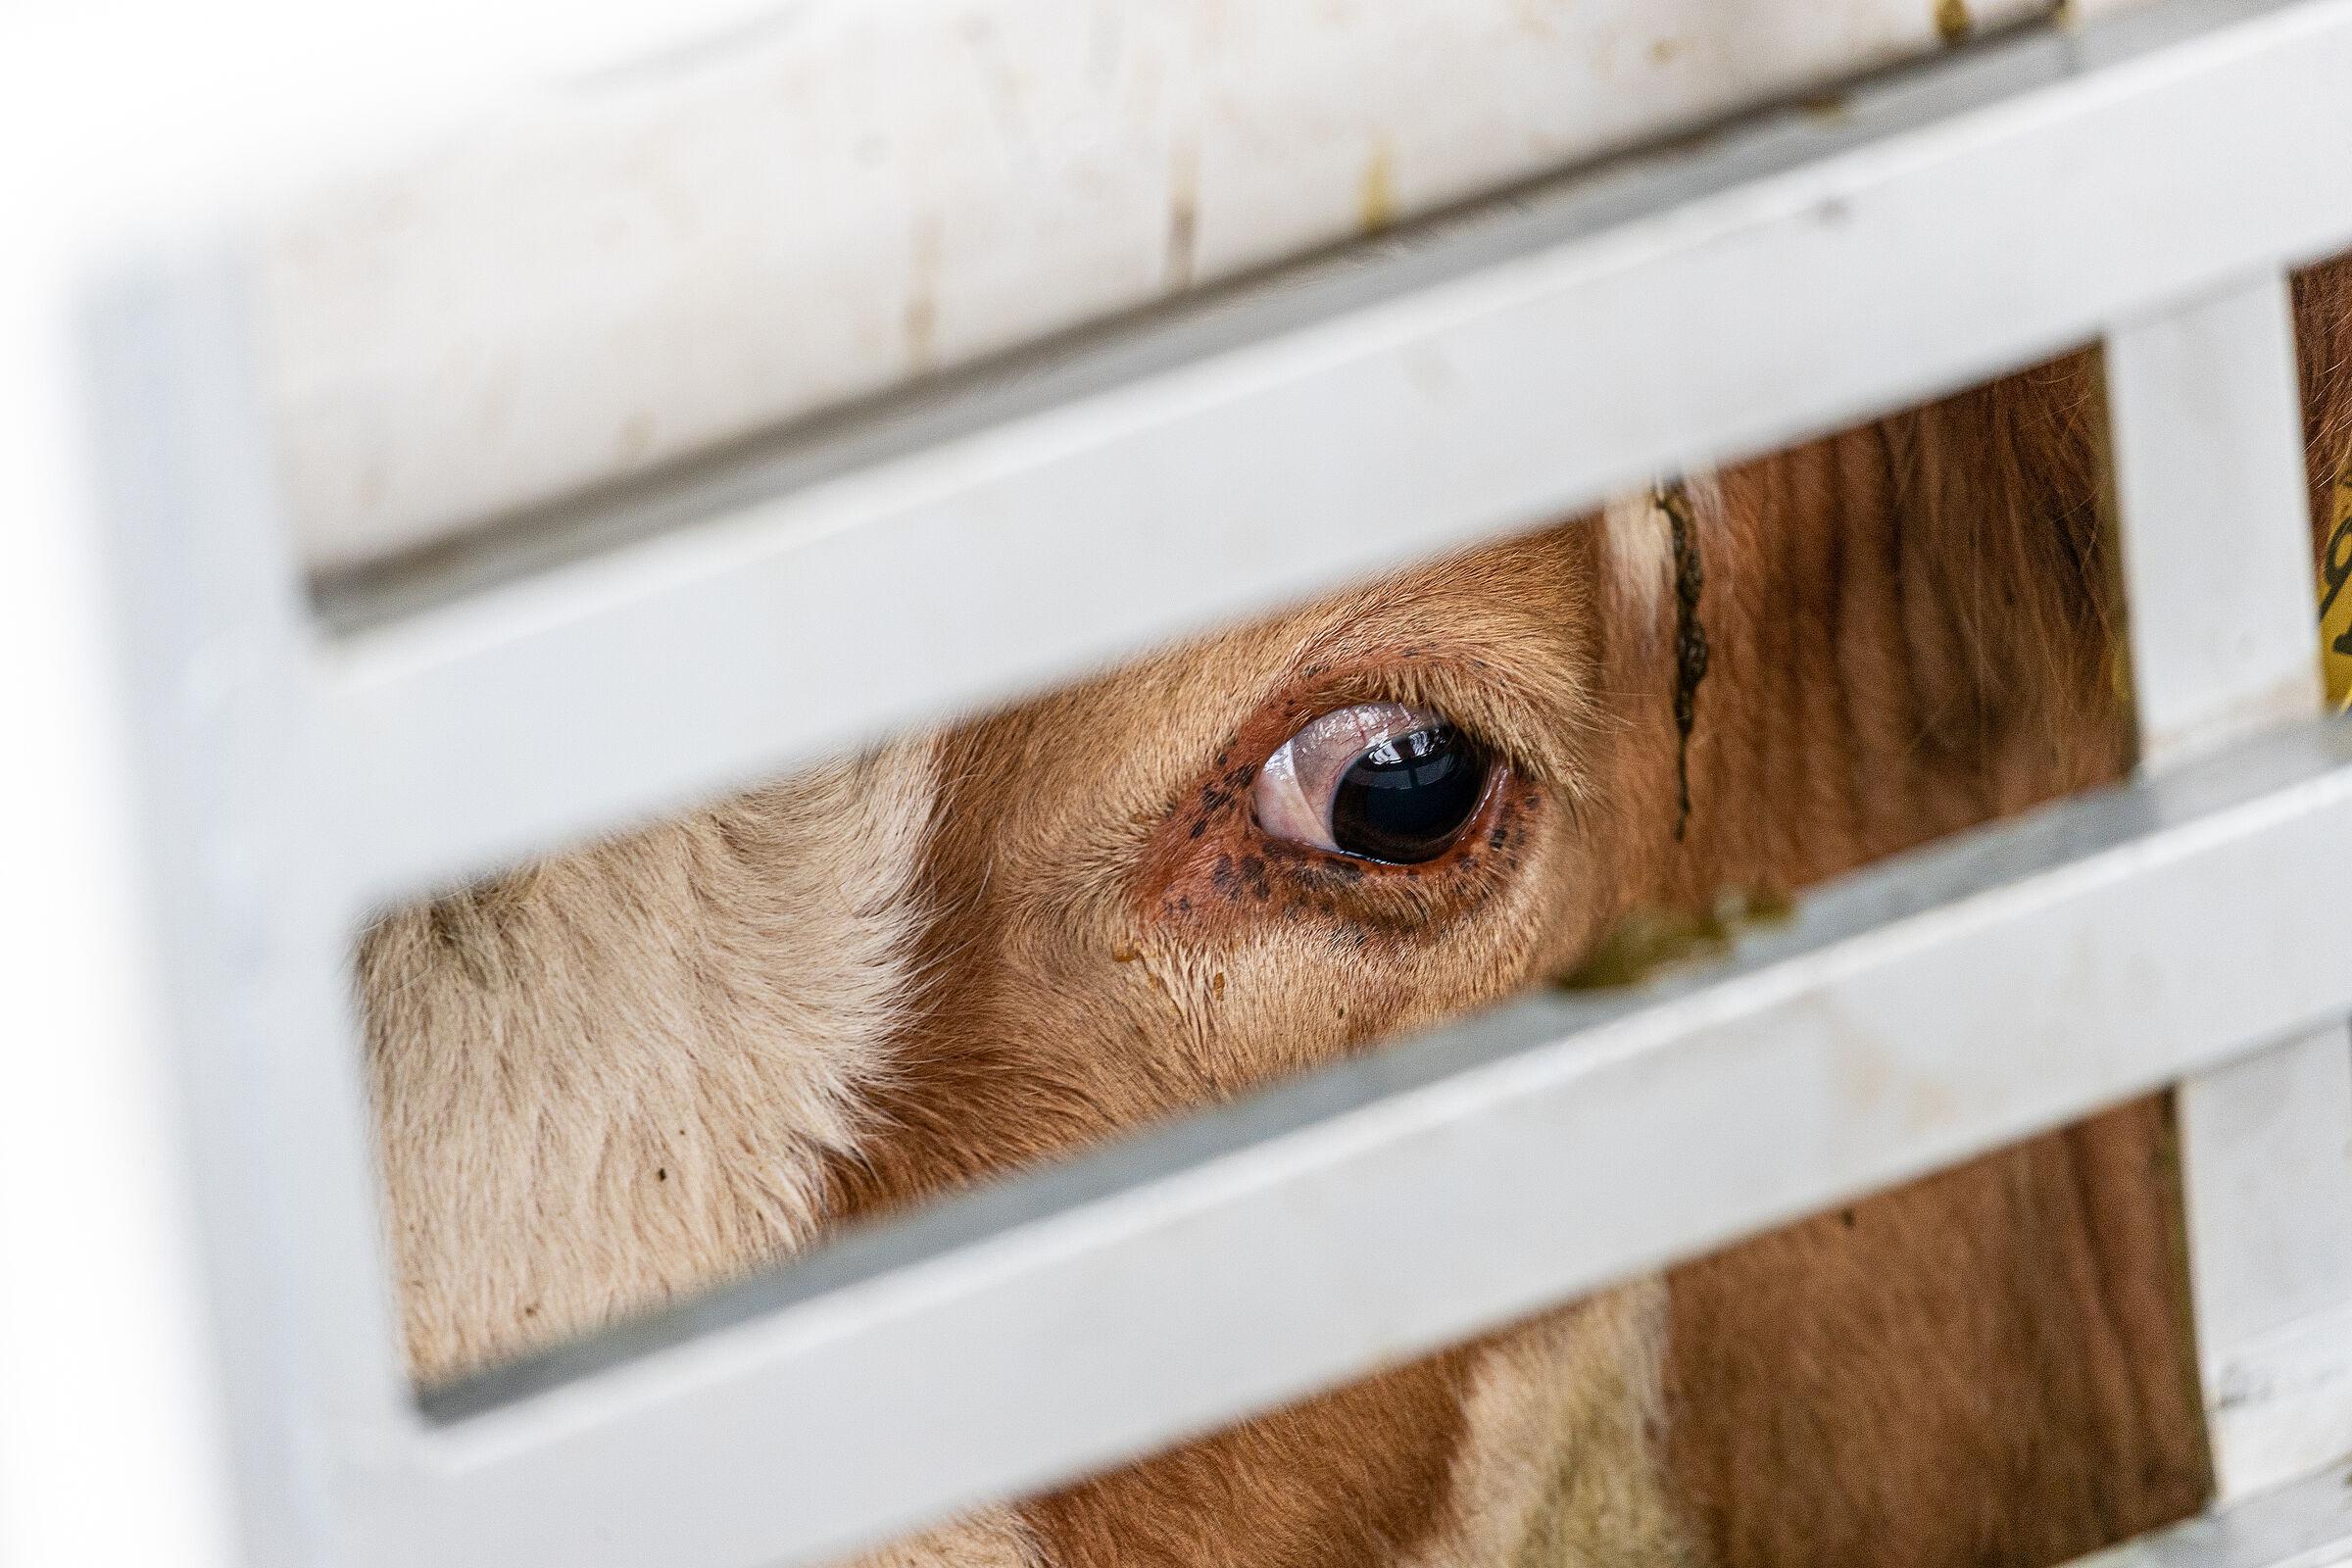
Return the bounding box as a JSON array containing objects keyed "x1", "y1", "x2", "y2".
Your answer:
[
  {"x1": 906, "y1": 213, "x2": 943, "y2": 373},
  {"x1": 1556, "y1": 886, "x2": 1791, "y2": 990},
  {"x1": 614, "y1": 411, "x2": 657, "y2": 463},
  {"x1": 958, "y1": 10, "x2": 1038, "y2": 165},
  {"x1": 1164, "y1": 141, "x2": 1200, "y2": 292},
  {"x1": 1830, "y1": 1016, "x2": 1893, "y2": 1110},
  {"x1": 1822, "y1": 996, "x2": 1965, "y2": 1134},
  {"x1": 1935, "y1": 0, "x2": 1972, "y2": 43},
  {"x1": 1359, "y1": 139, "x2": 1397, "y2": 235}
]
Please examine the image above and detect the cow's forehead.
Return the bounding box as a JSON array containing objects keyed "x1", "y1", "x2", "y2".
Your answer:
[{"x1": 955, "y1": 522, "x2": 1609, "y2": 823}]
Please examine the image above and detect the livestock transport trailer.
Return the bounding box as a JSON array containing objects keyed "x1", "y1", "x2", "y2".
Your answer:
[{"x1": 5, "y1": 0, "x2": 2352, "y2": 1561}]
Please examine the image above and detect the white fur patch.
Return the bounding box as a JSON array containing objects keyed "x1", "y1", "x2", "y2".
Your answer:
[
  {"x1": 842, "y1": 1508, "x2": 1045, "y2": 1568},
  {"x1": 1409, "y1": 1279, "x2": 1697, "y2": 1568},
  {"x1": 1601, "y1": 491, "x2": 1676, "y2": 626},
  {"x1": 361, "y1": 736, "x2": 939, "y2": 1385},
  {"x1": 1600, "y1": 475, "x2": 1725, "y2": 643}
]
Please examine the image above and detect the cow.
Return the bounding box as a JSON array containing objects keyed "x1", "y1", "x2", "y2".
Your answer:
[{"x1": 356, "y1": 258, "x2": 2352, "y2": 1568}]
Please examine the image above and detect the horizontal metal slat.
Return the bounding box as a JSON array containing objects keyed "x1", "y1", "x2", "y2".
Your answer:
[
  {"x1": 340, "y1": 717, "x2": 2352, "y2": 1568},
  {"x1": 262, "y1": 0, "x2": 2052, "y2": 570},
  {"x1": 323, "y1": 0, "x2": 2352, "y2": 904},
  {"x1": 2068, "y1": 1460, "x2": 2352, "y2": 1568}
]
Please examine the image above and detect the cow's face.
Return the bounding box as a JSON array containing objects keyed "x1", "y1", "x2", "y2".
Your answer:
[
  {"x1": 817, "y1": 518, "x2": 1698, "y2": 1567},
  {"x1": 828, "y1": 521, "x2": 1647, "y2": 1210},
  {"x1": 368, "y1": 504, "x2": 1704, "y2": 1567}
]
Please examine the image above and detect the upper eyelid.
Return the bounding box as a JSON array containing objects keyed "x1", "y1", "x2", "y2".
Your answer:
[
  {"x1": 1286, "y1": 702, "x2": 1429, "y2": 760},
  {"x1": 1224, "y1": 642, "x2": 1570, "y2": 788},
  {"x1": 1269, "y1": 704, "x2": 1437, "y2": 797}
]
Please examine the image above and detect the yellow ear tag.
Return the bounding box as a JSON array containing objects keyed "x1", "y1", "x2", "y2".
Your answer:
[{"x1": 2322, "y1": 465, "x2": 2352, "y2": 712}]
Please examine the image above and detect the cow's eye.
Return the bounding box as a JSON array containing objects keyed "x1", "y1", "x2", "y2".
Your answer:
[{"x1": 1252, "y1": 702, "x2": 1493, "y2": 863}]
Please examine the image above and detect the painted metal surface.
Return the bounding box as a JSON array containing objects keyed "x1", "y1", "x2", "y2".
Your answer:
[
  {"x1": 0, "y1": 153, "x2": 247, "y2": 1568},
  {"x1": 2108, "y1": 275, "x2": 2322, "y2": 760},
  {"x1": 88, "y1": 257, "x2": 406, "y2": 1568},
  {"x1": 2068, "y1": 1460, "x2": 2352, "y2": 1568},
  {"x1": 2186, "y1": 1046, "x2": 2352, "y2": 1499},
  {"x1": 257, "y1": 0, "x2": 2050, "y2": 571},
  {"x1": 2107, "y1": 273, "x2": 2352, "y2": 1500}
]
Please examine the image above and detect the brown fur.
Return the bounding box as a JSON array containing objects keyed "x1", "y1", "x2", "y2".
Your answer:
[
  {"x1": 358, "y1": 255, "x2": 2352, "y2": 1568},
  {"x1": 1667, "y1": 1102, "x2": 2204, "y2": 1568},
  {"x1": 1647, "y1": 358, "x2": 2208, "y2": 1568}
]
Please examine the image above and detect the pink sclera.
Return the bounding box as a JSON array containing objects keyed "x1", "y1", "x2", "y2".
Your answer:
[{"x1": 1251, "y1": 702, "x2": 1446, "y2": 853}]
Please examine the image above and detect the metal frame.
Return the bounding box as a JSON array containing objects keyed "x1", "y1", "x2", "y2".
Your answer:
[
  {"x1": 51, "y1": 0, "x2": 2352, "y2": 1562},
  {"x1": 2108, "y1": 274, "x2": 2352, "y2": 1501},
  {"x1": 258, "y1": 0, "x2": 2058, "y2": 573},
  {"x1": 2073, "y1": 1460, "x2": 2352, "y2": 1568}
]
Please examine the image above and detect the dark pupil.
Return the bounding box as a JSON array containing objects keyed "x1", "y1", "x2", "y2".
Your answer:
[{"x1": 1328, "y1": 725, "x2": 1490, "y2": 863}]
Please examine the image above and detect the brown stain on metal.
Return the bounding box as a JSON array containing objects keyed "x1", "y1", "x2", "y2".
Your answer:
[
  {"x1": 1164, "y1": 142, "x2": 1200, "y2": 292},
  {"x1": 613, "y1": 411, "x2": 657, "y2": 463},
  {"x1": 1359, "y1": 140, "x2": 1397, "y2": 235},
  {"x1": 1935, "y1": 0, "x2": 1973, "y2": 43},
  {"x1": 1820, "y1": 998, "x2": 1966, "y2": 1135},
  {"x1": 905, "y1": 213, "x2": 943, "y2": 373},
  {"x1": 1824, "y1": 1008, "x2": 1894, "y2": 1116},
  {"x1": 1556, "y1": 887, "x2": 1792, "y2": 990}
]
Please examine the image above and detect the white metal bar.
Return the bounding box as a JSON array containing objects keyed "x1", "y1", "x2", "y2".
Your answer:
[
  {"x1": 257, "y1": 0, "x2": 2052, "y2": 570},
  {"x1": 2064, "y1": 1458, "x2": 2352, "y2": 1568},
  {"x1": 2182, "y1": 1038, "x2": 2352, "y2": 1499},
  {"x1": 322, "y1": 0, "x2": 2352, "y2": 903},
  {"x1": 2108, "y1": 273, "x2": 2321, "y2": 759},
  {"x1": 2106, "y1": 273, "x2": 2352, "y2": 1500},
  {"x1": 88, "y1": 258, "x2": 418, "y2": 1565},
  {"x1": 0, "y1": 216, "x2": 246, "y2": 1568},
  {"x1": 339, "y1": 722, "x2": 2352, "y2": 1568}
]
